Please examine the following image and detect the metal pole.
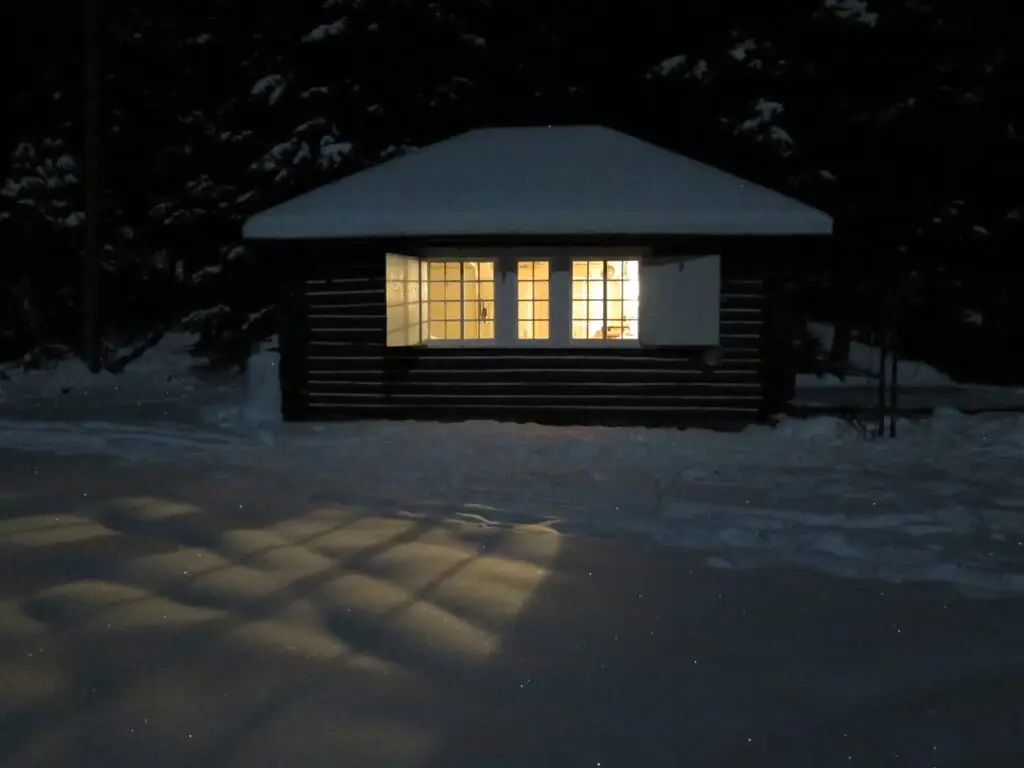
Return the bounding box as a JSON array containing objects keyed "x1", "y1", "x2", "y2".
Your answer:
[{"x1": 83, "y1": 0, "x2": 101, "y2": 372}]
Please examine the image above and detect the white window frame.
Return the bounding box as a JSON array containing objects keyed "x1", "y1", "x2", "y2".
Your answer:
[
  {"x1": 414, "y1": 246, "x2": 647, "y2": 348},
  {"x1": 565, "y1": 253, "x2": 642, "y2": 348},
  {"x1": 417, "y1": 252, "x2": 501, "y2": 347},
  {"x1": 511, "y1": 258, "x2": 557, "y2": 346}
]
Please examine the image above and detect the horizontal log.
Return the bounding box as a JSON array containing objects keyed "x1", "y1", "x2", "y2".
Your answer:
[
  {"x1": 720, "y1": 293, "x2": 763, "y2": 311},
  {"x1": 306, "y1": 380, "x2": 761, "y2": 397},
  {"x1": 306, "y1": 366, "x2": 760, "y2": 384},
  {"x1": 303, "y1": 346, "x2": 762, "y2": 369},
  {"x1": 306, "y1": 314, "x2": 386, "y2": 331},
  {"x1": 306, "y1": 391, "x2": 761, "y2": 409}
]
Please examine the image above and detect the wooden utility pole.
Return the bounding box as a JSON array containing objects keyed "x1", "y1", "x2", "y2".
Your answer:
[{"x1": 83, "y1": 0, "x2": 101, "y2": 372}]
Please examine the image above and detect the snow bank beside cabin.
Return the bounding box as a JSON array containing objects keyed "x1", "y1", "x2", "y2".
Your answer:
[
  {"x1": 0, "y1": 332, "x2": 251, "y2": 424},
  {"x1": 798, "y1": 322, "x2": 953, "y2": 387}
]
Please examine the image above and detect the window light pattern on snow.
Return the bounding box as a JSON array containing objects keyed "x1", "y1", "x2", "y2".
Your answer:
[
  {"x1": 516, "y1": 261, "x2": 550, "y2": 340},
  {"x1": 423, "y1": 261, "x2": 495, "y2": 340},
  {"x1": 571, "y1": 260, "x2": 639, "y2": 340}
]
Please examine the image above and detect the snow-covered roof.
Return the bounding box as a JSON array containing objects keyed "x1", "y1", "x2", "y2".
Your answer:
[{"x1": 242, "y1": 125, "x2": 833, "y2": 240}]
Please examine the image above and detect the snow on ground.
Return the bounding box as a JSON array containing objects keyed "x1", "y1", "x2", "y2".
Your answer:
[
  {"x1": 797, "y1": 321, "x2": 953, "y2": 387},
  {"x1": 2, "y1": 338, "x2": 1024, "y2": 598}
]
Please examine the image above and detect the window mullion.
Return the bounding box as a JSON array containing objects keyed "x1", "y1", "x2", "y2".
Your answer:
[
  {"x1": 496, "y1": 263, "x2": 517, "y2": 345},
  {"x1": 550, "y1": 266, "x2": 571, "y2": 345}
]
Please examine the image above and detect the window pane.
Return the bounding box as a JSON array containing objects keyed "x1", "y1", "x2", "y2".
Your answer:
[
  {"x1": 443, "y1": 320, "x2": 460, "y2": 338},
  {"x1": 518, "y1": 282, "x2": 534, "y2": 300},
  {"x1": 518, "y1": 320, "x2": 533, "y2": 340},
  {"x1": 534, "y1": 282, "x2": 549, "y2": 300},
  {"x1": 429, "y1": 263, "x2": 445, "y2": 281},
  {"x1": 518, "y1": 300, "x2": 534, "y2": 321},
  {"x1": 571, "y1": 321, "x2": 589, "y2": 339},
  {"x1": 479, "y1": 261, "x2": 494, "y2": 280},
  {"x1": 571, "y1": 261, "x2": 588, "y2": 279},
  {"x1": 606, "y1": 260, "x2": 623, "y2": 278},
  {"x1": 445, "y1": 262, "x2": 461, "y2": 280},
  {"x1": 624, "y1": 260, "x2": 639, "y2": 279},
  {"x1": 444, "y1": 282, "x2": 461, "y2": 300},
  {"x1": 480, "y1": 320, "x2": 495, "y2": 339},
  {"x1": 464, "y1": 322, "x2": 479, "y2": 340},
  {"x1": 481, "y1": 300, "x2": 494, "y2": 321},
  {"x1": 535, "y1": 302, "x2": 549, "y2": 320},
  {"x1": 588, "y1": 260, "x2": 604, "y2": 278},
  {"x1": 587, "y1": 281, "x2": 603, "y2": 299},
  {"x1": 624, "y1": 299, "x2": 639, "y2": 321},
  {"x1": 572, "y1": 300, "x2": 587, "y2": 319},
  {"x1": 572, "y1": 280, "x2": 587, "y2": 300},
  {"x1": 534, "y1": 320, "x2": 550, "y2": 339},
  {"x1": 624, "y1": 278, "x2": 639, "y2": 301},
  {"x1": 588, "y1": 299, "x2": 604, "y2": 319},
  {"x1": 534, "y1": 261, "x2": 549, "y2": 279},
  {"x1": 444, "y1": 301, "x2": 460, "y2": 320},
  {"x1": 479, "y1": 281, "x2": 494, "y2": 300},
  {"x1": 517, "y1": 261, "x2": 533, "y2": 279}
]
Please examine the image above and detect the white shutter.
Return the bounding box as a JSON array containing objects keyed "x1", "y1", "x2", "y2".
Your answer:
[
  {"x1": 638, "y1": 254, "x2": 720, "y2": 347},
  {"x1": 386, "y1": 253, "x2": 421, "y2": 346}
]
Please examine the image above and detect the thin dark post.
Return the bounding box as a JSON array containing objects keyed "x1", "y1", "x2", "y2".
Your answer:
[
  {"x1": 889, "y1": 338, "x2": 898, "y2": 437},
  {"x1": 83, "y1": 0, "x2": 101, "y2": 372},
  {"x1": 877, "y1": 328, "x2": 887, "y2": 437}
]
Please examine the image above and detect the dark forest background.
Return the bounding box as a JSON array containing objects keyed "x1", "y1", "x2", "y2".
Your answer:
[{"x1": 1, "y1": 0, "x2": 1020, "y2": 382}]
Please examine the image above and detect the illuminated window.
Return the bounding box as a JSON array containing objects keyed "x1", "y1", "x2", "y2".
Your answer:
[
  {"x1": 516, "y1": 261, "x2": 550, "y2": 340},
  {"x1": 422, "y1": 260, "x2": 496, "y2": 341},
  {"x1": 571, "y1": 259, "x2": 640, "y2": 340}
]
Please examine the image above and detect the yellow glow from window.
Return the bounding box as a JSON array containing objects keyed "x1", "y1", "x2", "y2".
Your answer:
[
  {"x1": 422, "y1": 261, "x2": 495, "y2": 340},
  {"x1": 570, "y1": 259, "x2": 639, "y2": 340},
  {"x1": 517, "y1": 260, "x2": 550, "y2": 340}
]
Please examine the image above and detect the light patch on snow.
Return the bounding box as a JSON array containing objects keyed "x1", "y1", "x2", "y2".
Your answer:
[
  {"x1": 61, "y1": 211, "x2": 86, "y2": 228},
  {"x1": 252, "y1": 140, "x2": 300, "y2": 172},
  {"x1": 303, "y1": 20, "x2": 346, "y2": 42},
  {"x1": 293, "y1": 142, "x2": 312, "y2": 165},
  {"x1": 251, "y1": 75, "x2": 288, "y2": 105},
  {"x1": 191, "y1": 264, "x2": 223, "y2": 283},
  {"x1": 318, "y1": 141, "x2": 353, "y2": 169},
  {"x1": 800, "y1": 322, "x2": 953, "y2": 386},
  {"x1": 824, "y1": 0, "x2": 879, "y2": 26},
  {"x1": 729, "y1": 39, "x2": 758, "y2": 62},
  {"x1": 294, "y1": 118, "x2": 328, "y2": 134},
  {"x1": 654, "y1": 54, "x2": 687, "y2": 77},
  {"x1": 651, "y1": 55, "x2": 710, "y2": 82}
]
